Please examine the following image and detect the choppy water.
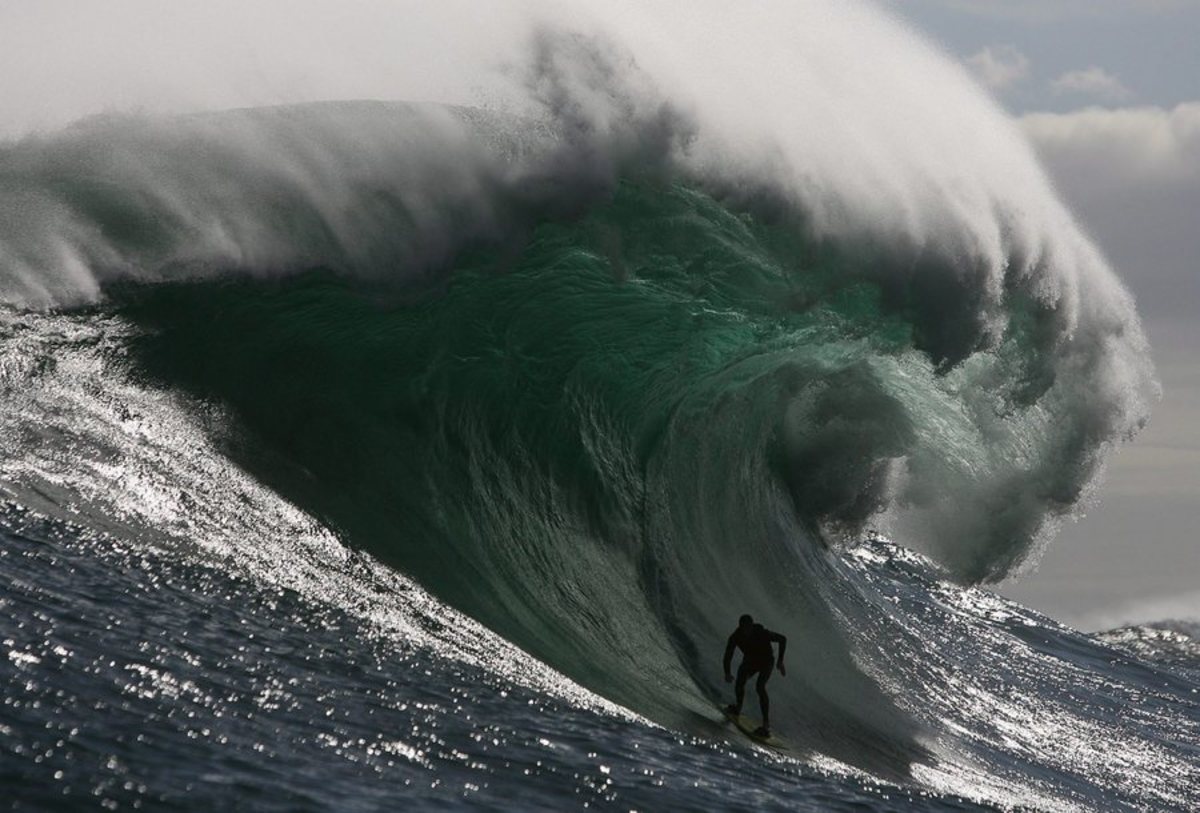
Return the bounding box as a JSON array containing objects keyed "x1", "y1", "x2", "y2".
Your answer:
[{"x1": 2, "y1": 513, "x2": 993, "y2": 812}]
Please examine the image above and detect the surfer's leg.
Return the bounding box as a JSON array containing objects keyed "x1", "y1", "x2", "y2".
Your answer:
[
  {"x1": 733, "y1": 662, "x2": 753, "y2": 713},
  {"x1": 755, "y1": 662, "x2": 774, "y2": 729}
]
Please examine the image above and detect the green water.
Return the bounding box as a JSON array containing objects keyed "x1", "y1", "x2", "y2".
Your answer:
[{"x1": 115, "y1": 180, "x2": 1079, "y2": 722}]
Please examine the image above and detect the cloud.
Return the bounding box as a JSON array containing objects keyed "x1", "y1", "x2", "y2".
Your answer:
[
  {"x1": 1019, "y1": 102, "x2": 1200, "y2": 320},
  {"x1": 1021, "y1": 102, "x2": 1200, "y2": 184},
  {"x1": 964, "y1": 45, "x2": 1030, "y2": 92},
  {"x1": 1051, "y1": 66, "x2": 1132, "y2": 102}
]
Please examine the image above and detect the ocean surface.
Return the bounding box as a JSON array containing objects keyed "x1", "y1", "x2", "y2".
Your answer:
[{"x1": 2, "y1": 3, "x2": 1198, "y2": 810}]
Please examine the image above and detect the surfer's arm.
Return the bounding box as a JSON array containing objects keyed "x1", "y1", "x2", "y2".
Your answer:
[
  {"x1": 723, "y1": 634, "x2": 736, "y2": 680},
  {"x1": 771, "y1": 632, "x2": 787, "y2": 671}
]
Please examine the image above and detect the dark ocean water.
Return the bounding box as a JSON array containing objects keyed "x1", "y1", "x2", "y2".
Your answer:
[
  {"x1": 1, "y1": 512, "x2": 995, "y2": 812},
  {"x1": 4, "y1": 497, "x2": 1199, "y2": 811}
]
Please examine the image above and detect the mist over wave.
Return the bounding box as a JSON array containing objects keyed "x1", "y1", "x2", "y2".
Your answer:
[{"x1": 0, "y1": 2, "x2": 1182, "y2": 809}]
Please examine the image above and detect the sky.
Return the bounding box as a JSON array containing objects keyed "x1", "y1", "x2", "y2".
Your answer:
[{"x1": 882, "y1": 0, "x2": 1200, "y2": 627}]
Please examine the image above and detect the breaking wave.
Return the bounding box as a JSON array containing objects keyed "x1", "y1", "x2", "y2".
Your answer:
[{"x1": 0, "y1": 1, "x2": 1175, "y2": 805}]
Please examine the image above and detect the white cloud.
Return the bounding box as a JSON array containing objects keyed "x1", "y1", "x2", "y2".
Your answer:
[
  {"x1": 964, "y1": 45, "x2": 1030, "y2": 92},
  {"x1": 1021, "y1": 102, "x2": 1200, "y2": 184},
  {"x1": 1050, "y1": 66, "x2": 1132, "y2": 101},
  {"x1": 1019, "y1": 102, "x2": 1200, "y2": 319}
]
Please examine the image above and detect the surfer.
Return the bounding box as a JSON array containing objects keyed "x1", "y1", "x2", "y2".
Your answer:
[{"x1": 723, "y1": 614, "x2": 787, "y2": 737}]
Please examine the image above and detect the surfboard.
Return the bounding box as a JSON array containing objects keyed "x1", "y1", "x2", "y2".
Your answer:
[{"x1": 719, "y1": 706, "x2": 789, "y2": 751}]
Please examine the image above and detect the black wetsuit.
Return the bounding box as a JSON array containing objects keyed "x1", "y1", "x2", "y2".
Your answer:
[{"x1": 723, "y1": 623, "x2": 787, "y2": 729}]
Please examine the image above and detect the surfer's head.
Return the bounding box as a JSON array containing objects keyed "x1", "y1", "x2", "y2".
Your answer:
[{"x1": 738, "y1": 614, "x2": 753, "y2": 630}]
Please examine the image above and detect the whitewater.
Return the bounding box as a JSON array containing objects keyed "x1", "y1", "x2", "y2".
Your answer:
[{"x1": 1, "y1": 1, "x2": 1196, "y2": 811}]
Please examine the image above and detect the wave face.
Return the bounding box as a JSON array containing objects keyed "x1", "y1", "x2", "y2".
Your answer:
[
  {"x1": 0, "y1": 2, "x2": 1185, "y2": 810},
  {"x1": 108, "y1": 173, "x2": 1128, "y2": 671}
]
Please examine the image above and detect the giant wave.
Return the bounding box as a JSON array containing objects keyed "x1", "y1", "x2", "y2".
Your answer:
[{"x1": 0, "y1": 2, "x2": 1185, "y2": 809}]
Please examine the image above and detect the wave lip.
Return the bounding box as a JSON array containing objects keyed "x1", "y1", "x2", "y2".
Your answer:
[{"x1": 0, "y1": 102, "x2": 541, "y2": 306}]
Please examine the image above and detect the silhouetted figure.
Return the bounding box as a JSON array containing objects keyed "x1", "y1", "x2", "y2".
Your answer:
[{"x1": 723, "y1": 614, "x2": 787, "y2": 737}]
